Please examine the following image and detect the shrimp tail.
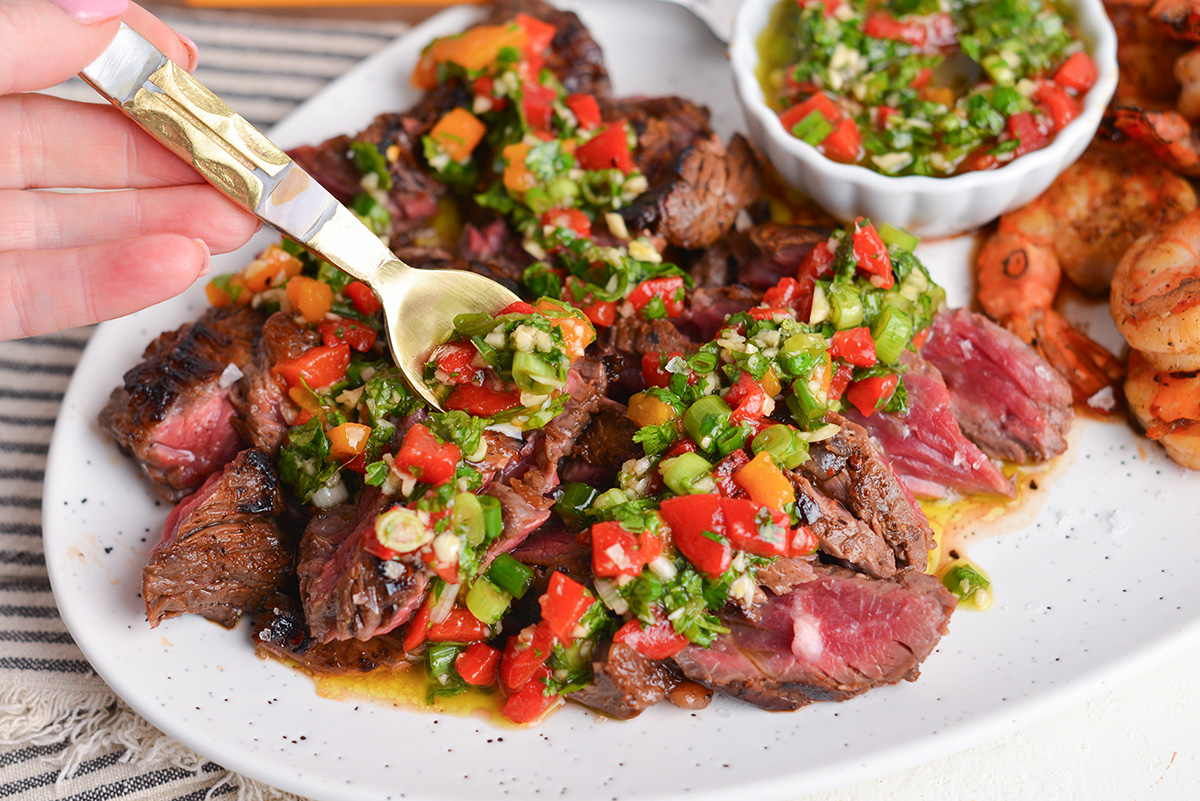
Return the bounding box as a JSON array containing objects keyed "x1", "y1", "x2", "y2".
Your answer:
[
  {"x1": 1008, "y1": 309, "x2": 1126, "y2": 413},
  {"x1": 1101, "y1": 107, "x2": 1200, "y2": 175},
  {"x1": 1151, "y1": 0, "x2": 1200, "y2": 39}
]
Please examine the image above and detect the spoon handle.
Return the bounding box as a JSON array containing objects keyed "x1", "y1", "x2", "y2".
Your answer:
[{"x1": 80, "y1": 22, "x2": 404, "y2": 286}]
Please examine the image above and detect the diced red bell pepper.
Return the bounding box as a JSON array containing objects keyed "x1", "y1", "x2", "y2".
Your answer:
[
  {"x1": 628, "y1": 275, "x2": 685, "y2": 319},
  {"x1": 417, "y1": 540, "x2": 461, "y2": 584},
  {"x1": 273, "y1": 343, "x2": 351, "y2": 389},
  {"x1": 500, "y1": 300, "x2": 537, "y2": 316},
  {"x1": 762, "y1": 277, "x2": 803, "y2": 311},
  {"x1": 499, "y1": 621, "x2": 555, "y2": 691},
  {"x1": 846, "y1": 373, "x2": 900, "y2": 416},
  {"x1": 802, "y1": 0, "x2": 841, "y2": 15},
  {"x1": 394, "y1": 423, "x2": 461, "y2": 486},
  {"x1": 515, "y1": 12, "x2": 556, "y2": 57},
  {"x1": 612, "y1": 619, "x2": 690, "y2": 660},
  {"x1": 501, "y1": 666, "x2": 559, "y2": 724},
  {"x1": 1034, "y1": 82, "x2": 1078, "y2": 132},
  {"x1": 822, "y1": 117, "x2": 861, "y2": 163},
  {"x1": 591, "y1": 521, "x2": 662, "y2": 577},
  {"x1": 725, "y1": 372, "x2": 770, "y2": 423},
  {"x1": 779, "y1": 92, "x2": 842, "y2": 132},
  {"x1": 852, "y1": 218, "x2": 894, "y2": 289},
  {"x1": 432, "y1": 342, "x2": 482, "y2": 384},
  {"x1": 345, "y1": 280, "x2": 381, "y2": 316},
  {"x1": 912, "y1": 327, "x2": 931, "y2": 350},
  {"x1": 427, "y1": 607, "x2": 490, "y2": 643},
  {"x1": 876, "y1": 105, "x2": 900, "y2": 129},
  {"x1": 1007, "y1": 111, "x2": 1051, "y2": 157},
  {"x1": 910, "y1": 67, "x2": 933, "y2": 90},
  {"x1": 541, "y1": 207, "x2": 592, "y2": 239},
  {"x1": 926, "y1": 12, "x2": 957, "y2": 47},
  {"x1": 539, "y1": 571, "x2": 593, "y2": 642},
  {"x1": 712, "y1": 450, "x2": 751, "y2": 499},
  {"x1": 864, "y1": 12, "x2": 926, "y2": 46},
  {"x1": 958, "y1": 147, "x2": 998, "y2": 173},
  {"x1": 665, "y1": 438, "x2": 699, "y2": 458},
  {"x1": 402, "y1": 599, "x2": 431, "y2": 652},
  {"x1": 1054, "y1": 52, "x2": 1097, "y2": 93},
  {"x1": 659, "y1": 494, "x2": 731, "y2": 579},
  {"x1": 829, "y1": 327, "x2": 878, "y2": 367},
  {"x1": 582, "y1": 300, "x2": 617, "y2": 327},
  {"x1": 521, "y1": 80, "x2": 558, "y2": 131},
  {"x1": 642, "y1": 350, "x2": 693, "y2": 388},
  {"x1": 723, "y1": 497, "x2": 793, "y2": 558},
  {"x1": 828, "y1": 362, "x2": 855, "y2": 401},
  {"x1": 791, "y1": 525, "x2": 818, "y2": 556},
  {"x1": 318, "y1": 317, "x2": 377, "y2": 353},
  {"x1": 445, "y1": 383, "x2": 522, "y2": 416},
  {"x1": 455, "y1": 642, "x2": 501, "y2": 686},
  {"x1": 565, "y1": 93, "x2": 601, "y2": 129},
  {"x1": 576, "y1": 120, "x2": 635, "y2": 173}
]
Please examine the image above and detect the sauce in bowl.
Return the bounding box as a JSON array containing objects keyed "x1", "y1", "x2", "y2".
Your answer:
[{"x1": 758, "y1": 0, "x2": 1098, "y2": 177}]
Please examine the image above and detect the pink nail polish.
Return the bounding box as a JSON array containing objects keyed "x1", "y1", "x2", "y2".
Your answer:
[
  {"x1": 176, "y1": 30, "x2": 200, "y2": 73},
  {"x1": 193, "y1": 239, "x2": 212, "y2": 277},
  {"x1": 46, "y1": 0, "x2": 130, "y2": 24}
]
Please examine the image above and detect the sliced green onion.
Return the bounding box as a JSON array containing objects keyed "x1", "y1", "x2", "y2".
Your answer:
[
  {"x1": 512, "y1": 351, "x2": 563, "y2": 393},
  {"x1": 871, "y1": 306, "x2": 913, "y2": 366},
  {"x1": 808, "y1": 284, "x2": 831, "y2": 326},
  {"x1": 788, "y1": 377, "x2": 827, "y2": 423},
  {"x1": 751, "y1": 424, "x2": 808, "y2": 470},
  {"x1": 374, "y1": 507, "x2": 434, "y2": 555},
  {"x1": 479, "y1": 495, "x2": 503, "y2": 543},
  {"x1": 555, "y1": 482, "x2": 599, "y2": 521},
  {"x1": 828, "y1": 282, "x2": 863, "y2": 330},
  {"x1": 941, "y1": 560, "x2": 993, "y2": 611},
  {"x1": 683, "y1": 395, "x2": 732, "y2": 448},
  {"x1": 427, "y1": 643, "x2": 463, "y2": 678},
  {"x1": 465, "y1": 578, "x2": 512, "y2": 625},
  {"x1": 879, "y1": 223, "x2": 919, "y2": 253},
  {"x1": 487, "y1": 553, "x2": 534, "y2": 599},
  {"x1": 791, "y1": 110, "x2": 834, "y2": 146},
  {"x1": 452, "y1": 492, "x2": 486, "y2": 549},
  {"x1": 660, "y1": 452, "x2": 713, "y2": 495}
]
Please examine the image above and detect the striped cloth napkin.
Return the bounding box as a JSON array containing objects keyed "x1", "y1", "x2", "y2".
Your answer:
[{"x1": 1, "y1": 10, "x2": 410, "y2": 800}]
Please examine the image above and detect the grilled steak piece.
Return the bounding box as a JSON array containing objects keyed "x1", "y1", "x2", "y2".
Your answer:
[
  {"x1": 254, "y1": 593, "x2": 411, "y2": 675},
  {"x1": 920, "y1": 309, "x2": 1073, "y2": 464},
  {"x1": 565, "y1": 398, "x2": 640, "y2": 483},
  {"x1": 510, "y1": 525, "x2": 590, "y2": 578},
  {"x1": 790, "y1": 472, "x2": 898, "y2": 579},
  {"x1": 800, "y1": 414, "x2": 933, "y2": 572},
  {"x1": 298, "y1": 488, "x2": 428, "y2": 643},
  {"x1": 569, "y1": 641, "x2": 677, "y2": 719},
  {"x1": 231, "y1": 311, "x2": 321, "y2": 457},
  {"x1": 487, "y1": 0, "x2": 611, "y2": 97},
  {"x1": 672, "y1": 566, "x2": 955, "y2": 710},
  {"x1": 143, "y1": 449, "x2": 290, "y2": 628},
  {"x1": 457, "y1": 219, "x2": 531, "y2": 287},
  {"x1": 603, "y1": 317, "x2": 699, "y2": 358},
  {"x1": 738, "y1": 223, "x2": 827, "y2": 288},
  {"x1": 100, "y1": 305, "x2": 263, "y2": 501},
  {"x1": 845, "y1": 351, "x2": 1014, "y2": 499},
  {"x1": 681, "y1": 285, "x2": 762, "y2": 341}
]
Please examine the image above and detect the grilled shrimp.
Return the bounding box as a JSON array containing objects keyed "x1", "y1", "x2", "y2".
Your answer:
[
  {"x1": 1175, "y1": 47, "x2": 1200, "y2": 118},
  {"x1": 1111, "y1": 208, "x2": 1200, "y2": 370},
  {"x1": 1150, "y1": 0, "x2": 1200, "y2": 39},
  {"x1": 1124, "y1": 350, "x2": 1200, "y2": 468}
]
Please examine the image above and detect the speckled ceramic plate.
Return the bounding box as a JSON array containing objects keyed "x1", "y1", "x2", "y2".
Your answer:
[{"x1": 44, "y1": 2, "x2": 1200, "y2": 800}]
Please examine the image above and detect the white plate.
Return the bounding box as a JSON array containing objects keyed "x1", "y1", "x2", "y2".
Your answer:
[{"x1": 44, "y1": 2, "x2": 1200, "y2": 800}]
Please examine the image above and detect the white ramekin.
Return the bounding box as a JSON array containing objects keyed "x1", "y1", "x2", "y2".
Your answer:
[{"x1": 729, "y1": 0, "x2": 1118, "y2": 238}]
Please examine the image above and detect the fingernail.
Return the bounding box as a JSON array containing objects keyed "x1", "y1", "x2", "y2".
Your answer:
[
  {"x1": 46, "y1": 0, "x2": 129, "y2": 24},
  {"x1": 176, "y1": 30, "x2": 200, "y2": 73},
  {"x1": 193, "y1": 239, "x2": 212, "y2": 277}
]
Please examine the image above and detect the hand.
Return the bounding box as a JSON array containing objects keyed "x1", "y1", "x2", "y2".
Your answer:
[{"x1": 0, "y1": 0, "x2": 261, "y2": 339}]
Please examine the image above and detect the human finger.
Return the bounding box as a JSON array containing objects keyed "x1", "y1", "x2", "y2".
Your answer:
[
  {"x1": 0, "y1": 94, "x2": 211, "y2": 190},
  {"x1": 0, "y1": 0, "x2": 197, "y2": 95},
  {"x1": 0, "y1": 233, "x2": 211, "y2": 339},
  {"x1": 2, "y1": 185, "x2": 261, "y2": 253}
]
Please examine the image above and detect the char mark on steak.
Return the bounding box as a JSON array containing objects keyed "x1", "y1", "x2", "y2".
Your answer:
[
  {"x1": 602, "y1": 317, "x2": 699, "y2": 359},
  {"x1": 845, "y1": 351, "x2": 1014, "y2": 499},
  {"x1": 487, "y1": 0, "x2": 610, "y2": 97},
  {"x1": 254, "y1": 593, "x2": 411, "y2": 675},
  {"x1": 568, "y1": 641, "x2": 678, "y2": 719},
  {"x1": 143, "y1": 448, "x2": 291, "y2": 628},
  {"x1": 799, "y1": 414, "x2": 933, "y2": 572},
  {"x1": 297, "y1": 487, "x2": 428, "y2": 643},
  {"x1": 231, "y1": 311, "x2": 321, "y2": 458},
  {"x1": 920, "y1": 309, "x2": 1073, "y2": 464},
  {"x1": 100, "y1": 305, "x2": 263, "y2": 501},
  {"x1": 672, "y1": 565, "x2": 955, "y2": 710},
  {"x1": 789, "y1": 472, "x2": 899, "y2": 579},
  {"x1": 561, "y1": 398, "x2": 640, "y2": 485}
]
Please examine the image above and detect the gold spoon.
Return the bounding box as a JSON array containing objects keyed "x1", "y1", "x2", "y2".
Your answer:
[{"x1": 80, "y1": 23, "x2": 518, "y2": 409}]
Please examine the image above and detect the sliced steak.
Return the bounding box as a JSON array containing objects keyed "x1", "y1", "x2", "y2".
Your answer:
[
  {"x1": 738, "y1": 223, "x2": 827, "y2": 288},
  {"x1": 845, "y1": 352, "x2": 1013, "y2": 499},
  {"x1": 568, "y1": 641, "x2": 677, "y2": 719},
  {"x1": 790, "y1": 472, "x2": 897, "y2": 579},
  {"x1": 800, "y1": 414, "x2": 933, "y2": 572},
  {"x1": 920, "y1": 309, "x2": 1073, "y2": 464},
  {"x1": 510, "y1": 525, "x2": 590, "y2": 577},
  {"x1": 606, "y1": 95, "x2": 712, "y2": 180},
  {"x1": 297, "y1": 488, "x2": 428, "y2": 643},
  {"x1": 603, "y1": 317, "x2": 699, "y2": 358},
  {"x1": 231, "y1": 311, "x2": 321, "y2": 457},
  {"x1": 681, "y1": 285, "x2": 762, "y2": 341},
  {"x1": 564, "y1": 397, "x2": 640, "y2": 483},
  {"x1": 457, "y1": 218, "x2": 531, "y2": 287},
  {"x1": 100, "y1": 305, "x2": 262, "y2": 501},
  {"x1": 254, "y1": 593, "x2": 411, "y2": 675},
  {"x1": 487, "y1": 0, "x2": 610, "y2": 97},
  {"x1": 143, "y1": 449, "x2": 290, "y2": 628},
  {"x1": 672, "y1": 566, "x2": 955, "y2": 710}
]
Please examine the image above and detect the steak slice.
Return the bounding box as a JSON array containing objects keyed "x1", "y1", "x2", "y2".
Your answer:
[
  {"x1": 603, "y1": 317, "x2": 699, "y2": 358},
  {"x1": 672, "y1": 566, "x2": 955, "y2": 710},
  {"x1": 568, "y1": 641, "x2": 677, "y2": 720},
  {"x1": 297, "y1": 488, "x2": 428, "y2": 643},
  {"x1": 254, "y1": 593, "x2": 411, "y2": 675},
  {"x1": 563, "y1": 398, "x2": 640, "y2": 484},
  {"x1": 920, "y1": 309, "x2": 1073, "y2": 464},
  {"x1": 738, "y1": 223, "x2": 827, "y2": 289},
  {"x1": 845, "y1": 351, "x2": 1014, "y2": 499},
  {"x1": 100, "y1": 305, "x2": 263, "y2": 501},
  {"x1": 232, "y1": 311, "x2": 321, "y2": 457},
  {"x1": 487, "y1": 0, "x2": 610, "y2": 97},
  {"x1": 681, "y1": 285, "x2": 762, "y2": 341},
  {"x1": 790, "y1": 472, "x2": 897, "y2": 579},
  {"x1": 143, "y1": 449, "x2": 290, "y2": 628},
  {"x1": 800, "y1": 414, "x2": 933, "y2": 572}
]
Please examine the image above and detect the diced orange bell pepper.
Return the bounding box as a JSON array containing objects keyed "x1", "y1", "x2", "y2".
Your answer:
[
  {"x1": 242, "y1": 244, "x2": 303, "y2": 293},
  {"x1": 286, "y1": 276, "x2": 334, "y2": 324},
  {"x1": 733, "y1": 451, "x2": 795, "y2": 511},
  {"x1": 431, "y1": 23, "x2": 527, "y2": 73},
  {"x1": 206, "y1": 279, "x2": 232, "y2": 308},
  {"x1": 430, "y1": 108, "x2": 487, "y2": 162},
  {"x1": 626, "y1": 392, "x2": 678, "y2": 428},
  {"x1": 412, "y1": 52, "x2": 439, "y2": 90},
  {"x1": 328, "y1": 422, "x2": 372, "y2": 461},
  {"x1": 502, "y1": 142, "x2": 535, "y2": 195},
  {"x1": 533, "y1": 299, "x2": 595, "y2": 361}
]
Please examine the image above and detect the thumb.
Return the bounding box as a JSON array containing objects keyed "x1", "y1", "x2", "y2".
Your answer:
[{"x1": 0, "y1": 0, "x2": 198, "y2": 94}]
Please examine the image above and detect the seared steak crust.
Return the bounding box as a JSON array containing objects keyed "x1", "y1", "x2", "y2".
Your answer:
[
  {"x1": 569, "y1": 641, "x2": 677, "y2": 719},
  {"x1": 488, "y1": 0, "x2": 611, "y2": 97},
  {"x1": 231, "y1": 312, "x2": 321, "y2": 457},
  {"x1": 253, "y1": 593, "x2": 411, "y2": 675}
]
